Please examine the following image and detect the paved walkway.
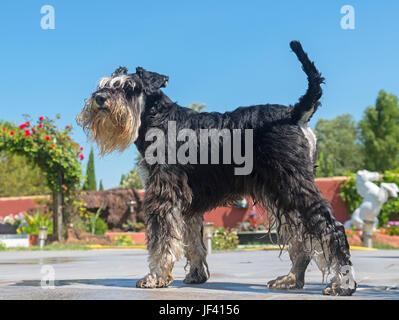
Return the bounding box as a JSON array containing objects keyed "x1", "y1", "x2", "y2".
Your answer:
[{"x1": 0, "y1": 248, "x2": 398, "y2": 299}]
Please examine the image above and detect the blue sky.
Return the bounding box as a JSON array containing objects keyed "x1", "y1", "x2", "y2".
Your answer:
[{"x1": 1, "y1": 1, "x2": 398, "y2": 189}]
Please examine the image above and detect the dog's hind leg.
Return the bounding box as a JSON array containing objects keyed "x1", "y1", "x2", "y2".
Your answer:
[
  {"x1": 301, "y1": 200, "x2": 357, "y2": 296},
  {"x1": 267, "y1": 225, "x2": 312, "y2": 290},
  {"x1": 183, "y1": 215, "x2": 210, "y2": 284},
  {"x1": 262, "y1": 173, "x2": 356, "y2": 296}
]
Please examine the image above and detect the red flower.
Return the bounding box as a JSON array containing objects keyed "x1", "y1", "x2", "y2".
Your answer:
[
  {"x1": 32, "y1": 128, "x2": 36, "y2": 133},
  {"x1": 10, "y1": 131, "x2": 14, "y2": 136},
  {"x1": 79, "y1": 154, "x2": 84, "y2": 160},
  {"x1": 25, "y1": 130, "x2": 31, "y2": 136},
  {"x1": 25, "y1": 122, "x2": 30, "y2": 127},
  {"x1": 80, "y1": 147, "x2": 83, "y2": 150},
  {"x1": 19, "y1": 123, "x2": 27, "y2": 129},
  {"x1": 66, "y1": 125, "x2": 70, "y2": 129},
  {"x1": 67, "y1": 136, "x2": 71, "y2": 141},
  {"x1": 39, "y1": 116, "x2": 44, "y2": 121},
  {"x1": 2, "y1": 127, "x2": 6, "y2": 131},
  {"x1": 45, "y1": 135, "x2": 50, "y2": 141},
  {"x1": 51, "y1": 144, "x2": 55, "y2": 148},
  {"x1": 38, "y1": 123, "x2": 43, "y2": 128}
]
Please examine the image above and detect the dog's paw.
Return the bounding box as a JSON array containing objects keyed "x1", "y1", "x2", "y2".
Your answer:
[
  {"x1": 323, "y1": 281, "x2": 357, "y2": 296},
  {"x1": 323, "y1": 265, "x2": 357, "y2": 296},
  {"x1": 267, "y1": 272, "x2": 304, "y2": 290},
  {"x1": 136, "y1": 273, "x2": 173, "y2": 288},
  {"x1": 323, "y1": 275, "x2": 357, "y2": 296},
  {"x1": 183, "y1": 269, "x2": 208, "y2": 284}
]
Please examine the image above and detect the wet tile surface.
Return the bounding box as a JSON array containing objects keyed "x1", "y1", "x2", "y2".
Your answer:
[{"x1": 0, "y1": 249, "x2": 398, "y2": 299}]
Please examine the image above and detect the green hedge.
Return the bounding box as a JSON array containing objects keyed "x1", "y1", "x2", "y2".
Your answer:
[{"x1": 212, "y1": 227, "x2": 239, "y2": 250}]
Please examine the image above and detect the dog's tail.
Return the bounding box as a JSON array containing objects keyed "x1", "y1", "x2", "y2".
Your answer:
[{"x1": 290, "y1": 41, "x2": 324, "y2": 124}]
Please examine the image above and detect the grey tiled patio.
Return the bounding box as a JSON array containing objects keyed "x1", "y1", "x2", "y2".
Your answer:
[{"x1": 0, "y1": 248, "x2": 398, "y2": 300}]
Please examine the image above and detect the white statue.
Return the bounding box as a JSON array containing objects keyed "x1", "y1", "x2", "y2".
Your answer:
[{"x1": 344, "y1": 170, "x2": 399, "y2": 231}]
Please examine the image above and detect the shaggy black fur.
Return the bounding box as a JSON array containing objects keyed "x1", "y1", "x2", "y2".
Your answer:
[{"x1": 82, "y1": 41, "x2": 356, "y2": 295}]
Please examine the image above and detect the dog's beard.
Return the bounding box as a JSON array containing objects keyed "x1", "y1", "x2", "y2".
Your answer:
[{"x1": 77, "y1": 94, "x2": 144, "y2": 156}]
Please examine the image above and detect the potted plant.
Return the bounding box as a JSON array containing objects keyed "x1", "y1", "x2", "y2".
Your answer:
[
  {"x1": 0, "y1": 213, "x2": 30, "y2": 248},
  {"x1": 16, "y1": 210, "x2": 53, "y2": 246}
]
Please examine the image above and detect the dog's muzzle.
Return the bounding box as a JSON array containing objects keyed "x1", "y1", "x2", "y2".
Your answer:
[
  {"x1": 95, "y1": 94, "x2": 107, "y2": 106},
  {"x1": 93, "y1": 94, "x2": 109, "y2": 112}
]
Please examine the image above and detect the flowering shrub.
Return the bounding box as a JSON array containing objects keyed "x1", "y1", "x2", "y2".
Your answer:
[
  {"x1": 17, "y1": 211, "x2": 53, "y2": 235},
  {"x1": 387, "y1": 221, "x2": 399, "y2": 227},
  {"x1": 235, "y1": 210, "x2": 268, "y2": 232},
  {"x1": 0, "y1": 213, "x2": 25, "y2": 230},
  {"x1": 212, "y1": 227, "x2": 239, "y2": 250},
  {"x1": 0, "y1": 211, "x2": 53, "y2": 235},
  {"x1": 384, "y1": 222, "x2": 399, "y2": 236},
  {"x1": 0, "y1": 115, "x2": 83, "y2": 192},
  {"x1": 345, "y1": 228, "x2": 354, "y2": 237}
]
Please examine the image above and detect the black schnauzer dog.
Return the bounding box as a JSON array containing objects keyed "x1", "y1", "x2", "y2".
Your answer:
[{"x1": 77, "y1": 41, "x2": 356, "y2": 296}]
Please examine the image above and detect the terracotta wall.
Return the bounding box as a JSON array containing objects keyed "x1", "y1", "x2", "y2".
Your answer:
[
  {"x1": 0, "y1": 178, "x2": 350, "y2": 228},
  {"x1": 314, "y1": 177, "x2": 350, "y2": 223},
  {"x1": 204, "y1": 177, "x2": 350, "y2": 228},
  {"x1": 0, "y1": 196, "x2": 50, "y2": 218}
]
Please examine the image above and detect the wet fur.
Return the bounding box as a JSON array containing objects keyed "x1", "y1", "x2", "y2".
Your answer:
[{"x1": 77, "y1": 41, "x2": 356, "y2": 296}]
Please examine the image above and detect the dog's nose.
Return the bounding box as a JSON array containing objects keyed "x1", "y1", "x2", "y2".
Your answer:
[{"x1": 95, "y1": 94, "x2": 107, "y2": 107}]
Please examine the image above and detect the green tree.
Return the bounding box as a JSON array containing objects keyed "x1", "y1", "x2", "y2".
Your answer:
[
  {"x1": 187, "y1": 102, "x2": 206, "y2": 113},
  {"x1": 315, "y1": 114, "x2": 363, "y2": 177},
  {"x1": 120, "y1": 152, "x2": 144, "y2": 189},
  {"x1": 0, "y1": 152, "x2": 51, "y2": 197},
  {"x1": 120, "y1": 170, "x2": 143, "y2": 189},
  {"x1": 0, "y1": 116, "x2": 84, "y2": 241},
  {"x1": 358, "y1": 90, "x2": 399, "y2": 172},
  {"x1": 134, "y1": 152, "x2": 143, "y2": 166},
  {"x1": 99, "y1": 180, "x2": 104, "y2": 191},
  {"x1": 83, "y1": 148, "x2": 97, "y2": 190}
]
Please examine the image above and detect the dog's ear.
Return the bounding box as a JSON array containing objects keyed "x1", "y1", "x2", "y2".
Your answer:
[
  {"x1": 112, "y1": 66, "x2": 128, "y2": 77},
  {"x1": 136, "y1": 67, "x2": 168, "y2": 93}
]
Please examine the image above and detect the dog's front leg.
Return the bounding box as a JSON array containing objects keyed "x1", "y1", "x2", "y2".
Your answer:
[
  {"x1": 136, "y1": 202, "x2": 184, "y2": 288},
  {"x1": 183, "y1": 215, "x2": 210, "y2": 284},
  {"x1": 136, "y1": 167, "x2": 190, "y2": 289}
]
